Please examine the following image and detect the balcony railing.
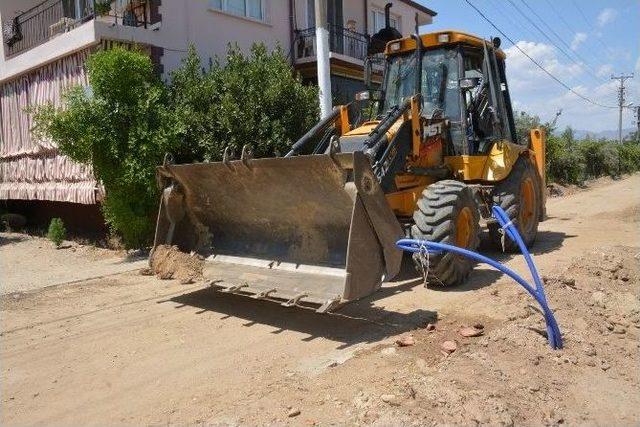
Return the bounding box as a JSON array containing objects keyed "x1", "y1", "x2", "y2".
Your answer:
[
  {"x1": 102, "y1": 0, "x2": 148, "y2": 29},
  {"x1": 294, "y1": 25, "x2": 369, "y2": 62},
  {"x1": 2, "y1": 0, "x2": 149, "y2": 58}
]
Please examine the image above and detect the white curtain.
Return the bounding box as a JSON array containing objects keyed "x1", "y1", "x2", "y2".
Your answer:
[{"x1": 0, "y1": 48, "x2": 102, "y2": 204}]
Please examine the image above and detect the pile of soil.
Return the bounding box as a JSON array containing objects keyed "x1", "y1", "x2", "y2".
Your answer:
[
  {"x1": 147, "y1": 245, "x2": 204, "y2": 284},
  {"x1": 290, "y1": 246, "x2": 640, "y2": 426}
]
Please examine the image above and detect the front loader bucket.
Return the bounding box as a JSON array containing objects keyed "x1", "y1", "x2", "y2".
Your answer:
[{"x1": 153, "y1": 151, "x2": 403, "y2": 312}]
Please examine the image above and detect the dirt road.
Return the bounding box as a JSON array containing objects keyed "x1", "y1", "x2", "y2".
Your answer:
[
  {"x1": 0, "y1": 235, "x2": 147, "y2": 294},
  {"x1": 1, "y1": 175, "x2": 639, "y2": 426}
]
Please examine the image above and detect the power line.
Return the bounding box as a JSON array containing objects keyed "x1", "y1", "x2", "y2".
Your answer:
[
  {"x1": 504, "y1": 0, "x2": 601, "y2": 86},
  {"x1": 519, "y1": 0, "x2": 605, "y2": 82},
  {"x1": 463, "y1": 0, "x2": 617, "y2": 109},
  {"x1": 571, "y1": 0, "x2": 592, "y2": 27},
  {"x1": 569, "y1": 0, "x2": 617, "y2": 58},
  {"x1": 485, "y1": 0, "x2": 533, "y2": 38},
  {"x1": 494, "y1": 0, "x2": 606, "y2": 91},
  {"x1": 486, "y1": 0, "x2": 538, "y2": 42},
  {"x1": 543, "y1": 0, "x2": 580, "y2": 36}
]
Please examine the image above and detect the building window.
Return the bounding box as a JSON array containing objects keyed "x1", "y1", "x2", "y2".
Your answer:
[
  {"x1": 210, "y1": 0, "x2": 264, "y2": 21},
  {"x1": 370, "y1": 8, "x2": 399, "y2": 33}
]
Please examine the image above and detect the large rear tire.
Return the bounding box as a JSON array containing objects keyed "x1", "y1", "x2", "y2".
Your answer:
[
  {"x1": 488, "y1": 157, "x2": 541, "y2": 252},
  {"x1": 410, "y1": 180, "x2": 480, "y2": 286}
]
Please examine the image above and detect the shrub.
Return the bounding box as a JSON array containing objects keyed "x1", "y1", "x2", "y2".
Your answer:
[
  {"x1": 47, "y1": 218, "x2": 66, "y2": 247},
  {"x1": 545, "y1": 134, "x2": 584, "y2": 184},
  {"x1": 617, "y1": 141, "x2": 640, "y2": 174},
  {"x1": 32, "y1": 47, "x2": 179, "y2": 249},
  {"x1": 169, "y1": 43, "x2": 319, "y2": 162},
  {"x1": 542, "y1": 125, "x2": 640, "y2": 184}
]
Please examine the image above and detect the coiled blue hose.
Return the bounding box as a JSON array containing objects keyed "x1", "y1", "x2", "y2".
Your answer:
[{"x1": 396, "y1": 205, "x2": 563, "y2": 349}]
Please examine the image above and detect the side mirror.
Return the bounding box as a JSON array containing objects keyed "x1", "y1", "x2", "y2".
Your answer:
[{"x1": 459, "y1": 77, "x2": 481, "y2": 90}]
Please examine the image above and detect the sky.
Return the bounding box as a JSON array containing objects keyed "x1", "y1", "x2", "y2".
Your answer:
[{"x1": 418, "y1": 0, "x2": 640, "y2": 132}]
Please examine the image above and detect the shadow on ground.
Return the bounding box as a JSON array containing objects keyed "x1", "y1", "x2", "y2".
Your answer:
[
  {"x1": 0, "y1": 233, "x2": 28, "y2": 246},
  {"x1": 166, "y1": 284, "x2": 437, "y2": 349},
  {"x1": 164, "y1": 230, "x2": 570, "y2": 348},
  {"x1": 389, "y1": 229, "x2": 572, "y2": 293},
  {"x1": 385, "y1": 253, "x2": 504, "y2": 293}
]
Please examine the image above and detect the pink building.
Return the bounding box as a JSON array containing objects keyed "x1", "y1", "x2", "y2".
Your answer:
[{"x1": 0, "y1": 0, "x2": 435, "y2": 228}]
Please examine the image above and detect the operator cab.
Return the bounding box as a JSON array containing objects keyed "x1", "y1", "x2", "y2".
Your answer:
[{"x1": 354, "y1": 31, "x2": 519, "y2": 157}]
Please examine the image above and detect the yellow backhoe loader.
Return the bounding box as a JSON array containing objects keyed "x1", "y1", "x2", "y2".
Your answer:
[{"x1": 152, "y1": 25, "x2": 546, "y2": 313}]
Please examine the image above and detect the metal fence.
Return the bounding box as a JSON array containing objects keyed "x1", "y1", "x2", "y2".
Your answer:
[
  {"x1": 2, "y1": 0, "x2": 149, "y2": 58},
  {"x1": 3, "y1": 0, "x2": 95, "y2": 57},
  {"x1": 294, "y1": 25, "x2": 369, "y2": 62}
]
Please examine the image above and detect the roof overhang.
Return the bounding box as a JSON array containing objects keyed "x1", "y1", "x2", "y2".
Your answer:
[{"x1": 398, "y1": 0, "x2": 437, "y2": 17}]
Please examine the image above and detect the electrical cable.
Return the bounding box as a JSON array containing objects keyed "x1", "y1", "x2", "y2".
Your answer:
[
  {"x1": 396, "y1": 205, "x2": 563, "y2": 349},
  {"x1": 463, "y1": 0, "x2": 617, "y2": 109},
  {"x1": 519, "y1": 0, "x2": 606, "y2": 83},
  {"x1": 570, "y1": 0, "x2": 618, "y2": 58},
  {"x1": 504, "y1": 0, "x2": 602, "y2": 85}
]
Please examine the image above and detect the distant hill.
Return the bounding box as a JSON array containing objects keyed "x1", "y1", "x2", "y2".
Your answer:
[{"x1": 573, "y1": 128, "x2": 635, "y2": 140}]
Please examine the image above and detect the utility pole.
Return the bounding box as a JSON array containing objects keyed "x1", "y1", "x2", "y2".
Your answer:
[
  {"x1": 549, "y1": 108, "x2": 562, "y2": 129},
  {"x1": 315, "y1": 0, "x2": 332, "y2": 118},
  {"x1": 611, "y1": 73, "x2": 634, "y2": 143}
]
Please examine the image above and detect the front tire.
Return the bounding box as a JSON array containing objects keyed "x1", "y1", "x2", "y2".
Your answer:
[
  {"x1": 488, "y1": 157, "x2": 541, "y2": 251},
  {"x1": 410, "y1": 180, "x2": 480, "y2": 287}
]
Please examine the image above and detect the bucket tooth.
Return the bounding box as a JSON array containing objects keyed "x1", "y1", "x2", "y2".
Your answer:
[
  {"x1": 221, "y1": 283, "x2": 248, "y2": 293},
  {"x1": 316, "y1": 298, "x2": 342, "y2": 314},
  {"x1": 252, "y1": 288, "x2": 277, "y2": 300},
  {"x1": 281, "y1": 293, "x2": 308, "y2": 308}
]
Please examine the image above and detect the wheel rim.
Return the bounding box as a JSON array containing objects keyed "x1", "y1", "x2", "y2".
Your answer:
[
  {"x1": 455, "y1": 207, "x2": 474, "y2": 248},
  {"x1": 519, "y1": 177, "x2": 536, "y2": 234}
]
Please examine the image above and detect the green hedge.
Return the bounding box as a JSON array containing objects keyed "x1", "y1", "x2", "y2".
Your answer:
[
  {"x1": 32, "y1": 44, "x2": 318, "y2": 248},
  {"x1": 546, "y1": 137, "x2": 640, "y2": 185}
]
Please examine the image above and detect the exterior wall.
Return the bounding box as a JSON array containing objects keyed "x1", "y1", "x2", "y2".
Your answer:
[
  {"x1": 292, "y1": 0, "x2": 432, "y2": 36},
  {"x1": 366, "y1": 0, "x2": 432, "y2": 35},
  {"x1": 0, "y1": 48, "x2": 101, "y2": 204},
  {"x1": 129, "y1": 0, "x2": 293, "y2": 78},
  {"x1": 342, "y1": 1, "x2": 366, "y2": 33}
]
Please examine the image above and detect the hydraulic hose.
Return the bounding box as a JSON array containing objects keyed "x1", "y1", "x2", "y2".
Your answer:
[{"x1": 396, "y1": 205, "x2": 562, "y2": 349}]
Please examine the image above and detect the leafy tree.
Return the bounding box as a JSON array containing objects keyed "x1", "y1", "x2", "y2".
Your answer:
[
  {"x1": 32, "y1": 47, "x2": 178, "y2": 248},
  {"x1": 515, "y1": 111, "x2": 640, "y2": 184},
  {"x1": 546, "y1": 134, "x2": 584, "y2": 184},
  {"x1": 514, "y1": 110, "x2": 558, "y2": 145},
  {"x1": 560, "y1": 126, "x2": 575, "y2": 146},
  {"x1": 514, "y1": 111, "x2": 541, "y2": 144},
  {"x1": 625, "y1": 130, "x2": 640, "y2": 143},
  {"x1": 169, "y1": 43, "x2": 319, "y2": 162}
]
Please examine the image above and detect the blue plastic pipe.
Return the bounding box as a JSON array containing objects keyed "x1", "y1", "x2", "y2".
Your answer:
[{"x1": 396, "y1": 205, "x2": 563, "y2": 349}]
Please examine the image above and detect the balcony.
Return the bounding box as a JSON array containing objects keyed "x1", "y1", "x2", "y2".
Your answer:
[
  {"x1": 2, "y1": 0, "x2": 150, "y2": 59},
  {"x1": 294, "y1": 24, "x2": 369, "y2": 64}
]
